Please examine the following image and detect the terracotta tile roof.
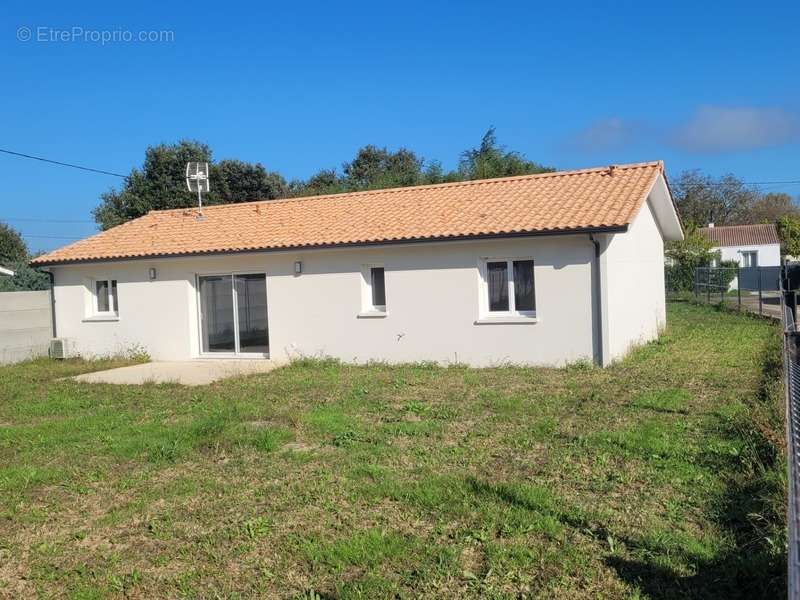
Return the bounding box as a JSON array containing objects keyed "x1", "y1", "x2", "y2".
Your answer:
[
  {"x1": 32, "y1": 161, "x2": 665, "y2": 266},
  {"x1": 699, "y1": 224, "x2": 780, "y2": 247}
]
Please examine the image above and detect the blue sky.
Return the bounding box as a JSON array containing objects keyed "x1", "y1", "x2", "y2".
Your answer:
[{"x1": 2, "y1": 0, "x2": 799, "y2": 252}]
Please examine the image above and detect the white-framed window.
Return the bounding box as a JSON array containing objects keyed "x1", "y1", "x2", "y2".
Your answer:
[
  {"x1": 479, "y1": 258, "x2": 536, "y2": 319},
  {"x1": 359, "y1": 264, "x2": 387, "y2": 316},
  {"x1": 93, "y1": 279, "x2": 118, "y2": 315},
  {"x1": 740, "y1": 251, "x2": 758, "y2": 268}
]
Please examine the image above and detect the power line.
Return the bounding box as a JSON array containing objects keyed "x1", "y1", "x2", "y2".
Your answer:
[
  {"x1": 20, "y1": 234, "x2": 81, "y2": 240},
  {"x1": 744, "y1": 180, "x2": 800, "y2": 186},
  {"x1": 0, "y1": 148, "x2": 128, "y2": 178},
  {"x1": 1, "y1": 216, "x2": 95, "y2": 224}
]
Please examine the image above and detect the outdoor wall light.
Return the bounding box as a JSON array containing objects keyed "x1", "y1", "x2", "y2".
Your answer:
[
  {"x1": 294, "y1": 261, "x2": 302, "y2": 274},
  {"x1": 148, "y1": 267, "x2": 157, "y2": 280}
]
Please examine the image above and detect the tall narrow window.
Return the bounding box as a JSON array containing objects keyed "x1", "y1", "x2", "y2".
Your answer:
[
  {"x1": 513, "y1": 260, "x2": 535, "y2": 312},
  {"x1": 94, "y1": 279, "x2": 118, "y2": 314},
  {"x1": 96, "y1": 280, "x2": 109, "y2": 312},
  {"x1": 483, "y1": 259, "x2": 536, "y2": 317},
  {"x1": 360, "y1": 265, "x2": 387, "y2": 316},
  {"x1": 371, "y1": 267, "x2": 386, "y2": 309},
  {"x1": 487, "y1": 262, "x2": 509, "y2": 311}
]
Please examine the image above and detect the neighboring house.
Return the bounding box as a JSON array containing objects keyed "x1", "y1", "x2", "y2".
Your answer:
[
  {"x1": 31, "y1": 160, "x2": 683, "y2": 367},
  {"x1": 699, "y1": 223, "x2": 781, "y2": 268},
  {"x1": 0, "y1": 266, "x2": 15, "y2": 277}
]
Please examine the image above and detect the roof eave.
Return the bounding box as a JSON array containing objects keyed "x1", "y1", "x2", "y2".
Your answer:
[{"x1": 33, "y1": 225, "x2": 629, "y2": 267}]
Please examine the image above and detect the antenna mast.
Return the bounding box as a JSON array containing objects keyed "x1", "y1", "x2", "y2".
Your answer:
[{"x1": 185, "y1": 162, "x2": 210, "y2": 209}]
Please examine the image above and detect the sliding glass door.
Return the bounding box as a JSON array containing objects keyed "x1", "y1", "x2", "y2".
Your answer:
[{"x1": 199, "y1": 273, "x2": 269, "y2": 356}]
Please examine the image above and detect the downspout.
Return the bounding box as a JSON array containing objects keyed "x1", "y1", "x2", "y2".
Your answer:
[
  {"x1": 589, "y1": 235, "x2": 603, "y2": 366},
  {"x1": 47, "y1": 270, "x2": 57, "y2": 338}
]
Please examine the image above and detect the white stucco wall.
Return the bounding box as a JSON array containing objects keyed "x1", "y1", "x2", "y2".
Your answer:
[
  {"x1": 602, "y1": 197, "x2": 666, "y2": 362},
  {"x1": 717, "y1": 243, "x2": 781, "y2": 267},
  {"x1": 51, "y1": 236, "x2": 604, "y2": 367}
]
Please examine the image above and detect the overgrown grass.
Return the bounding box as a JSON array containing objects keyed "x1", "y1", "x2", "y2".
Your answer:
[{"x1": 0, "y1": 303, "x2": 786, "y2": 598}]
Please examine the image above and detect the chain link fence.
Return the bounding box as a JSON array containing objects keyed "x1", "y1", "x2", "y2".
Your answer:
[
  {"x1": 667, "y1": 265, "x2": 782, "y2": 319},
  {"x1": 781, "y1": 266, "x2": 800, "y2": 599}
]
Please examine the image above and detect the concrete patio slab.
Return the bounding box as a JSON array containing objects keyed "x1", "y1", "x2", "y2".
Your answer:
[{"x1": 72, "y1": 360, "x2": 279, "y2": 386}]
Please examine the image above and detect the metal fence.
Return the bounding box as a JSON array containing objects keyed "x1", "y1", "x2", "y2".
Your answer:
[
  {"x1": 691, "y1": 265, "x2": 782, "y2": 319},
  {"x1": 780, "y1": 266, "x2": 800, "y2": 599}
]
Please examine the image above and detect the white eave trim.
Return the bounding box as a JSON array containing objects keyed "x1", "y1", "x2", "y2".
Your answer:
[{"x1": 646, "y1": 172, "x2": 684, "y2": 242}]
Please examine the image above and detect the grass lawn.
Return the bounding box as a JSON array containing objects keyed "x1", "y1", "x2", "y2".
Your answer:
[{"x1": 0, "y1": 303, "x2": 787, "y2": 599}]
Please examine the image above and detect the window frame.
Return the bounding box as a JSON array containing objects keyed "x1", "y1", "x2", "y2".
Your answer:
[
  {"x1": 92, "y1": 278, "x2": 118, "y2": 316},
  {"x1": 478, "y1": 257, "x2": 537, "y2": 322},
  {"x1": 359, "y1": 264, "x2": 388, "y2": 317},
  {"x1": 740, "y1": 250, "x2": 758, "y2": 268}
]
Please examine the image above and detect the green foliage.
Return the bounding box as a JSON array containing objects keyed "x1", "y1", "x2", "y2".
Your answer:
[
  {"x1": 93, "y1": 140, "x2": 288, "y2": 230},
  {"x1": 777, "y1": 215, "x2": 800, "y2": 257},
  {"x1": 95, "y1": 131, "x2": 552, "y2": 226},
  {"x1": 0, "y1": 221, "x2": 27, "y2": 263},
  {"x1": 458, "y1": 127, "x2": 553, "y2": 180},
  {"x1": 342, "y1": 145, "x2": 423, "y2": 190},
  {"x1": 0, "y1": 223, "x2": 50, "y2": 291},
  {"x1": 665, "y1": 224, "x2": 716, "y2": 291},
  {"x1": 0, "y1": 258, "x2": 50, "y2": 291}
]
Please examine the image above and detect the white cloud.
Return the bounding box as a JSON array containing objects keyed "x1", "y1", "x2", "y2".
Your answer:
[
  {"x1": 671, "y1": 105, "x2": 800, "y2": 152},
  {"x1": 569, "y1": 117, "x2": 640, "y2": 151}
]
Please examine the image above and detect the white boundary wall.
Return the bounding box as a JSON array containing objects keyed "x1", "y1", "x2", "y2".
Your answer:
[{"x1": 0, "y1": 290, "x2": 51, "y2": 364}]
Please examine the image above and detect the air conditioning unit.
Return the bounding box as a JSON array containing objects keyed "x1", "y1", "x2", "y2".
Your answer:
[{"x1": 50, "y1": 338, "x2": 76, "y2": 360}]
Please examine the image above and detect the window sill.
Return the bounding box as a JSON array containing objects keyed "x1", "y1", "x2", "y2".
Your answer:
[
  {"x1": 474, "y1": 316, "x2": 538, "y2": 325},
  {"x1": 82, "y1": 315, "x2": 120, "y2": 322},
  {"x1": 357, "y1": 310, "x2": 388, "y2": 319}
]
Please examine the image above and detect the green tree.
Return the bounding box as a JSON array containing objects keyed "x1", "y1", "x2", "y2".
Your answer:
[
  {"x1": 342, "y1": 145, "x2": 424, "y2": 190},
  {"x1": 289, "y1": 169, "x2": 346, "y2": 197},
  {"x1": 458, "y1": 128, "x2": 553, "y2": 180},
  {"x1": 777, "y1": 216, "x2": 800, "y2": 257},
  {"x1": 213, "y1": 159, "x2": 287, "y2": 203},
  {"x1": 0, "y1": 257, "x2": 50, "y2": 292},
  {"x1": 93, "y1": 140, "x2": 287, "y2": 230},
  {"x1": 665, "y1": 224, "x2": 716, "y2": 292},
  {"x1": 0, "y1": 223, "x2": 49, "y2": 292},
  {"x1": 0, "y1": 222, "x2": 28, "y2": 263}
]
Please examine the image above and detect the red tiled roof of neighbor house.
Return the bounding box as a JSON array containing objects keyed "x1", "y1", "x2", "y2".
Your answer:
[
  {"x1": 698, "y1": 224, "x2": 780, "y2": 247},
  {"x1": 32, "y1": 160, "x2": 667, "y2": 266}
]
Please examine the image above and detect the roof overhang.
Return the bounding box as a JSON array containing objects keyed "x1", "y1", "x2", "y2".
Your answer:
[
  {"x1": 34, "y1": 225, "x2": 629, "y2": 267},
  {"x1": 647, "y1": 172, "x2": 684, "y2": 242}
]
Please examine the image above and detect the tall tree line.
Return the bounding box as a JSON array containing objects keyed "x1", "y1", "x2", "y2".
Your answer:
[{"x1": 93, "y1": 128, "x2": 554, "y2": 230}]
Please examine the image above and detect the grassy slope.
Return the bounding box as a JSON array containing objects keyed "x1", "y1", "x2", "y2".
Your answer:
[{"x1": 0, "y1": 303, "x2": 787, "y2": 599}]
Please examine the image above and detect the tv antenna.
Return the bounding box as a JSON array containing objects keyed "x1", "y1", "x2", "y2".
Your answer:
[{"x1": 186, "y1": 162, "x2": 210, "y2": 209}]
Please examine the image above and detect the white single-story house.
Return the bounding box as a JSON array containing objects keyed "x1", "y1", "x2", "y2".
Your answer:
[
  {"x1": 32, "y1": 160, "x2": 683, "y2": 367},
  {"x1": 699, "y1": 223, "x2": 781, "y2": 268}
]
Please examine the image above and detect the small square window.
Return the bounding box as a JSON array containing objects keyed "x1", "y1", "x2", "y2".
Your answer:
[
  {"x1": 741, "y1": 251, "x2": 757, "y2": 268},
  {"x1": 481, "y1": 258, "x2": 536, "y2": 318}
]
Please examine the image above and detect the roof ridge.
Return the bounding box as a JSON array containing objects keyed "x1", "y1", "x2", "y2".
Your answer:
[
  {"x1": 700, "y1": 223, "x2": 776, "y2": 229},
  {"x1": 149, "y1": 160, "x2": 664, "y2": 216}
]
